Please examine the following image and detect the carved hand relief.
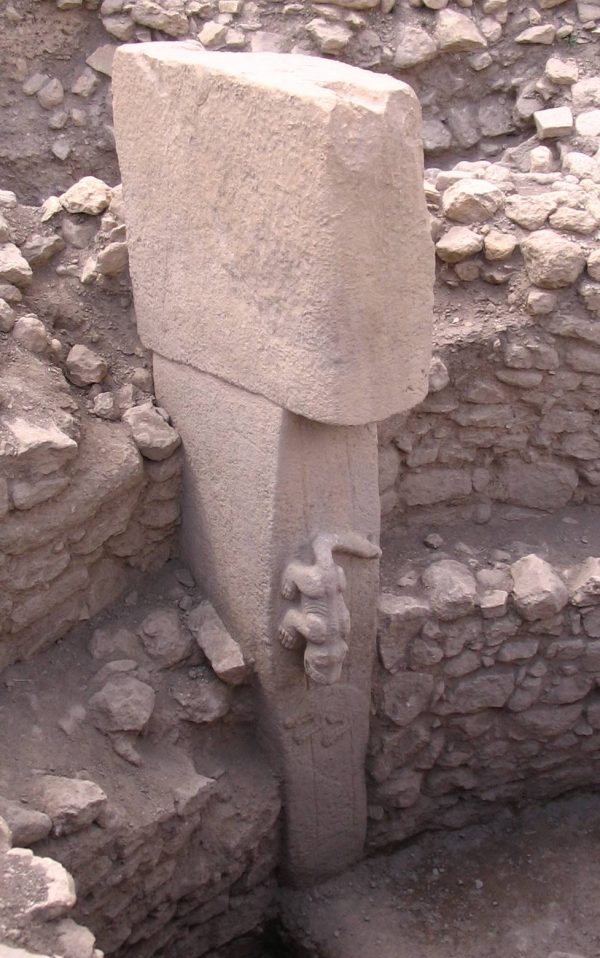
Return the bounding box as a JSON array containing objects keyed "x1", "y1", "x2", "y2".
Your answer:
[{"x1": 278, "y1": 533, "x2": 381, "y2": 685}]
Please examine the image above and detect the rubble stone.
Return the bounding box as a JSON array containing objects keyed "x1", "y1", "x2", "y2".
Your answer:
[
  {"x1": 122, "y1": 402, "x2": 181, "y2": 460},
  {"x1": 520, "y1": 230, "x2": 586, "y2": 288},
  {"x1": 89, "y1": 675, "x2": 156, "y2": 732},
  {"x1": 422, "y1": 559, "x2": 477, "y2": 620},
  {"x1": 138, "y1": 608, "x2": 193, "y2": 667},
  {"x1": 37, "y1": 776, "x2": 108, "y2": 836},
  {"x1": 511, "y1": 554, "x2": 569, "y2": 621},
  {"x1": 188, "y1": 601, "x2": 250, "y2": 684},
  {"x1": 442, "y1": 179, "x2": 504, "y2": 223},
  {"x1": 65, "y1": 345, "x2": 108, "y2": 386}
]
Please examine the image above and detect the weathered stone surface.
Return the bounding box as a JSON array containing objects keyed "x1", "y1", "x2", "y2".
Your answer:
[
  {"x1": 394, "y1": 25, "x2": 438, "y2": 69},
  {"x1": 534, "y1": 106, "x2": 573, "y2": 138},
  {"x1": 515, "y1": 703, "x2": 582, "y2": 738},
  {"x1": 170, "y1": 672, "x2": 232, "y2": 723},
  {"x1": 65, "y1": 344, "x2": 108, "y2": 386},
  {"x1": 398, "y1": 467, "x2": 472, "y2": 505},
  {"x1": 442, "y1": 179, "x2": 503, "y2": 223},
  {"x1": 5, "y1": 418, "x2": 77, "y2": 475},
  {"x1": 382, "y1": 672, "x2": 434, "y2": 726},
  {"x1": 59, "y1": 176, "x2": 113, "y2": 215},
  {"x1": 113, "y1": 46, "x2": 433, "y2": 425},
  {"x1": 138, "y1": 608, "x2": 193, "y2": 667},
  {"x1": 37, "y1": 776, "x2": 107, "y2": 836},
  {"x1": 377, "y1": 593, "x2": 429, "y2": 672},
  {"x1": 422, "y1": 560, "x2": 477, "y2": 621},
  {"x1": 0, "y1": 243, "x2": 33, "y2": 287},
  {"x1": 188, "y1": 601, "x2": 250, "y2": 685},
  {"x1": 5, "y1": 848, "x2": 76, "y2": 920},
  {"x1": 122, "y1": 402, "x2": 181, "y2": 461},
  {"x1": 11, "y1": 474, "x2": 69, "y2": 510},
  {"x1": 131, "y1": 0, "x2": 189, "y2": 35},
  {"x1": 306, "y1": 19, "x2": 352, "y2": 54},
  {"x1": 0, "y1": 799, "x2": 51, "y2": 846},
  {"x1": 89, "y1": 675, "x2": 156, "y2": 732},
  {"x1": 96, "y1": 241, "x2": 128, "y2": 276},
  {"x1": 434, "y1": 9, "x2": 487, "y2": 51},
  {"x1": 545, "y1": 57, "x2": 579, "y2": 85},
  {"x1": 436, "y1": 226, "x2": 483, "y2": 263},
  {"x1": 569, "y1": 557, "x2": 600, "y2": 606},
  {"x1": 12, "y1": 315, "x2": 48, "y2": 353},
  {"x1": 522, "y1": 231, "x2": 586, "y2": 289},
  {"x1": 511, "y1": 554, "x2": 568, "y2": 621},
  {"x1": 438, "y1": 669, "x2": 515, "y2": 714}
]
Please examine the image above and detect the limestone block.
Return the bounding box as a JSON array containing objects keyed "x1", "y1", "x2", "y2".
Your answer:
[
  {"x1": 510, "y1": 554, "x2": 568, "y2": 621},
  {"x1": 188, "y1": 601, "x2": 250, "y2": 684},
  {"x1": 520, "y1": 230, "x2": 586, "y2": 288},
  {"x1": 37, "y1": 776, "x2": 108, "y2": 836},
  {"x1": 534, "y1": 106, "x2": 574, "y2": 139},
  {"x1": 89, "y1": 676, "x2": 156, "y2": 731},
  {"x1": 0, "y1": 798, "x2": 52, "y2": 846},
  {"x1": 59, "y1": 177, "x2": 113, "y2": 215},
  {"x1": 0, "y1": 244, "x2": 32, "y2": 287},
  {"x1": 138, "y1": 608, "x2": 193, "y2": 666},
  {"x1": 113, "y1": 45, "x2": 433, "y2": 425},
  {"x1": 4, "y1": 848, "x2": 76, "y2": 921},
  {"x1": 422, "y1": 559, "x2": 477, "y2": 621}
]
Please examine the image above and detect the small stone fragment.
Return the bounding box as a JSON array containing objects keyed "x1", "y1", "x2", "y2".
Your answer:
[
  {"x1": 188, "y1": 601, "x2": 250, "y2": 685},
  {"x1": 65, "y1": 344, "x2": 108, "y2": 386},
  {"x1": 89, "y1": 676, "x2": 155, "y2": 732},
  {"x1": 59, "y1": 176, "x2": 113, "y2": 215},
  {"x1": 122, "y1": 401, "x2": 181, "y2": 461},
  {"x1": 12, "y1": 315, "x2": 48, "y2": 354},
  {"x1": 484, "y1": 230, "x2": 516, "y2": 261},
  {"x1": 534, "y1": 106, "x2": 574, "y2": 139},
  {"x1": 0, "y1": 243, "x2": 33, "y2": 287},
  {"x1": 37, "y1": 78, "x2": 64, "y2": 110},
  {"x1": 96, "y1": 241, "x2": 128, "y2": 275},
  {"x1": 37, "y1": 776, "x2": 108, "y2": 836},
  {"x1": 436, "y1": 226, "x2": 483, "y2": 263},
  {"x1": 306, "y1": 18, "x2": 352, "y2": 53},
  {"x1": 0, "y1": 798, "x2": 52, "y2": 846},
  {"x1": 511, "y1": 554, "x2": 568, "y2": 621},
  {"x1": 545, "y1": 57, "x2": 578, "y2": 85},
  {"x1": 516, "y1": 24, "x2": 556, "y2": 43},
  {"x1": 521, "y1": 230, "x2": 586, "y2": 288},
  {"x1": 422, "y1": 559, "x2": 477, "y2": 620},
  {"x1": 442, "y1": 179, "x2": 504, "y2": 223},
  {"x1": 569, "y1": 557, "x2": 600, "y2": 606},
  {"x1": 435, "y1": 9, "x2": 487, "y2": 51},
  {"x1": 394, "y1": 25, "x2": 438, "y2": 68},
  {"x1": 138, "y1": 608, "x2": 193, "y2": 667}
]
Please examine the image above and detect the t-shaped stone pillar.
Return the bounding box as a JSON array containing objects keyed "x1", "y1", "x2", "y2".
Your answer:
[{"x1": 113, "y1": 45, "x2": 433, "y2": 885}]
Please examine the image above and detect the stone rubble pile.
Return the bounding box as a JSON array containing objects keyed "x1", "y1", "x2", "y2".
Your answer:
[
  {"x1": 369, "y1": 548, "x2": 600, "y2": 848},
  {"x1": 0, "y1": 579, "x2": 278, "y2": 958}
]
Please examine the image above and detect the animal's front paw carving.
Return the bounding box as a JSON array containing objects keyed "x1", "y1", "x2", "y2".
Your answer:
[
  {"x1": 278, "y1": 626, "x2": 301, "y2": 650},
  {"x1": 281, "y1": 580, "x2": 296, "y2": 600}
]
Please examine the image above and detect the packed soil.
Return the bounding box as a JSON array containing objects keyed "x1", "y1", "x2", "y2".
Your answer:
[{"x1": 281, "y1": 788, "x2": 600, "y2": 958}]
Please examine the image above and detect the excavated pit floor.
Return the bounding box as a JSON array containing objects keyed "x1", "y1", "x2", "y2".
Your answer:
[{"x1": 280, "y1": 789, "x2": 600, "y2": 958}]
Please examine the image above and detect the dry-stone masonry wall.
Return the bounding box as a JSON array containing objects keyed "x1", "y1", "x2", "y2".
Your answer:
[
  {"x1": 369, "y1": 546, "x2": 600, "y2": 850},
  {"x1": 378, "y1": 315, "x2": 600, "y2": 521},
  {"x1": 0, "y1": 580, "x2": 280, "y2": 958}
]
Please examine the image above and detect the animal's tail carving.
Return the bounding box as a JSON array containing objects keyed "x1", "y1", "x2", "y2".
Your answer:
[{"x1": 312, "y1": 532, "x2": 381, "y2": 567}]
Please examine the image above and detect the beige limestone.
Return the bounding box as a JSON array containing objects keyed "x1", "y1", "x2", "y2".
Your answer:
[
  {"x1": 113, "y1": 45, "x2": 433, "y2": 426},
  {"x1": 154, "y1": 357, "x2": 380, "y2": 884}
]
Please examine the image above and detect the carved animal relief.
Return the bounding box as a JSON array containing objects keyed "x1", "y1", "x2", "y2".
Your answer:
[{"x1": 278, "y1": 532, "x2": 381, "y2": 685}]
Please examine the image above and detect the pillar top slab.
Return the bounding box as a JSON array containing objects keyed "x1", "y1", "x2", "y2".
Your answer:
[{"x1": 113, "y1": 44, "x2": 434, "y2": 426}]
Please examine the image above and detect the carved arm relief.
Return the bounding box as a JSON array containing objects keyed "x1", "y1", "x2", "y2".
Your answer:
[{"x1": 278, "y1": 532, "x2": 381, "y2": 685}]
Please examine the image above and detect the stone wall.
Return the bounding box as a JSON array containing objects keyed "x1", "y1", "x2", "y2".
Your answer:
[
  {"x1": 0, "y1": 351, "x2": 182, "y2": 671},
  {"x1": 378, "y1": 316, "x2": 600, "y2": 524},
  {"x1": 368, "y1": 548, "x2": 600, "y2": 850},
  {"x1": 0, "y1": 586, "x2": 280, "y2": 958}
]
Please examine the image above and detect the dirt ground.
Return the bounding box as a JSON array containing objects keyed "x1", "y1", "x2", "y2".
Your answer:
[
  {"x1": 281, "y1": 789, "x2": 600, "y2": 958},
  {"x1": 381, "y1": 502, "x2": 600, "y2": 592}
]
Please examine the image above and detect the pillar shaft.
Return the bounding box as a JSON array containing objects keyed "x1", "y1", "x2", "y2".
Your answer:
[{"x1": 154, "y1": 358, "x2": 380, "y2": 884}]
